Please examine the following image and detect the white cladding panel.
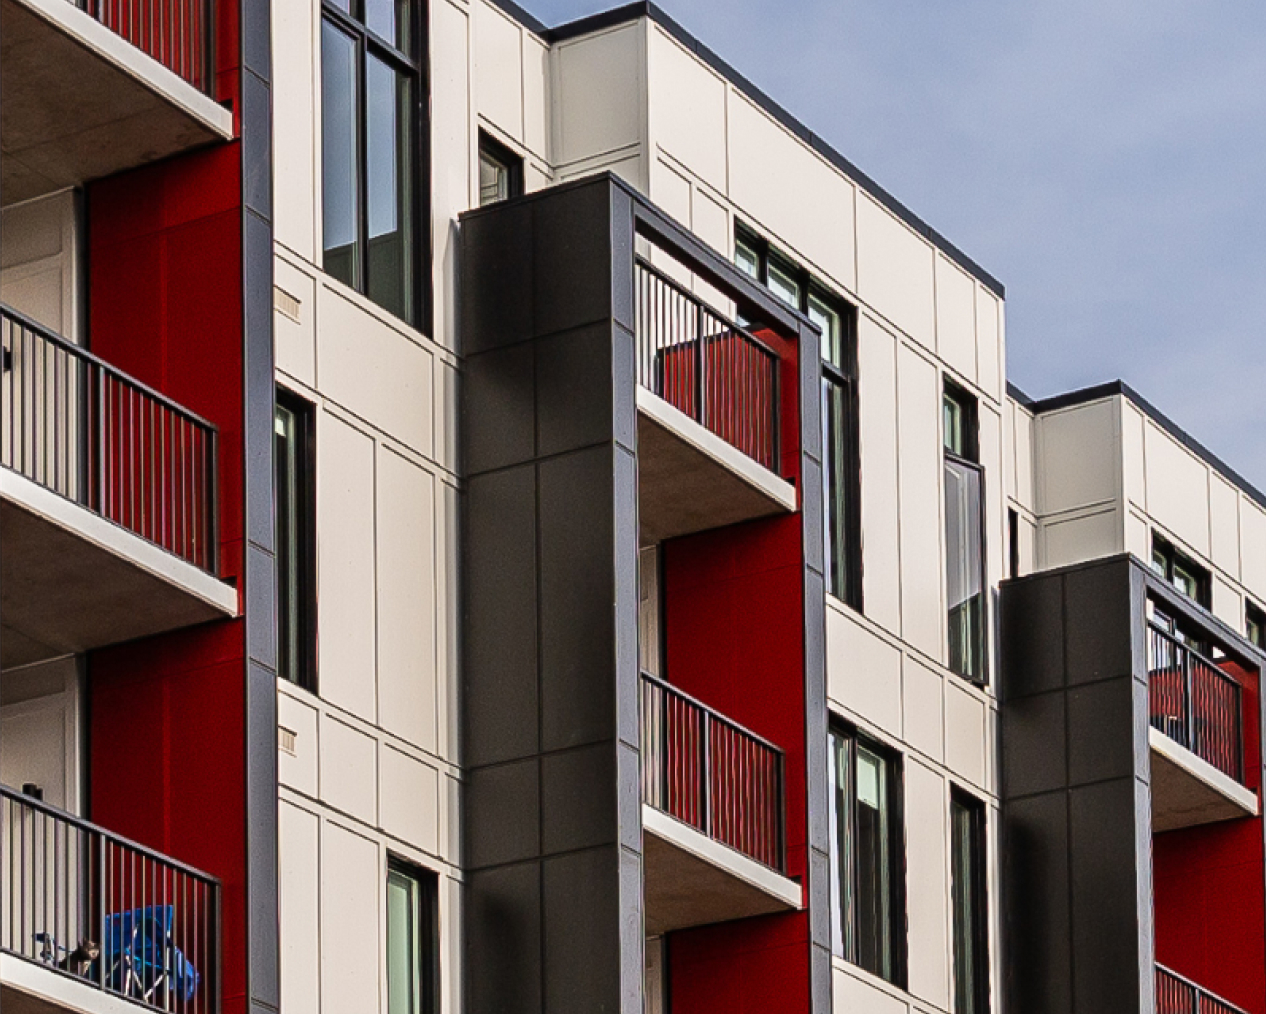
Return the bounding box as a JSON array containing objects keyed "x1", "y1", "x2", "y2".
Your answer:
[
  {"x1": 379, "y1": 745, "x2": 441, "y2": 855},
  {"x1": 553, "y1": 25, "x2": 643, "y2": 167},
  {"x1": 1035, "y1": 400, "x2": 1119, "y2": 516},
  {"x1": 1122, "y1": 400, "x2": 1146, "y2": 509},
  {"x1": 320, "y1": 714, "x2": 378, "y2": 825},
  {"x1": 1212, "y1": 576, "x2": 1242, "y2": 631},
  {"x1": 523, "y1": 34, "x2": 550, "y2": 159},
  {"x1": 904, "y1": 760, "x2": 950, "y2": 1009},
  {"x1": 320, "y1": 822, "x2": 381, "y2": 1014},
  {"x1": 271, "y1": 0, "x2": 316, "y2": 259},
  {"x1": 856, "y1": 195, "x2": 934, "y2": 350},
  {"x1": 1144, "y1": 420, "x2": 1212, "y2": 558},
  {"x1": 1241, "y1": 501, "x2": 1266, "y2": 604},
  {"x1": 857, "y1": 316, "x2": 901, "y2": 631},
  {"x1": 275, "y1": 259, "x2": 317, "y2": 386},
  {"x1": 935, "y1": 254, "x2": 976, "y2": 385},
  {"x1": 979, "y1": 404, "x2": 1005, "y2": 600},
  {"x1": 431, "y1": 0, "x2": 470, "y2": 353},
  {"x1": 1012, "y1": 402, "x2": 1035, "y2": 511},
  {"x1": 317, "y1": 412, "x2": 378, "y2": 721},
  {"x1": 278, "y1": 690, "x2": 319, "y2": 796},
  {"x1": 0, "y1": 191, "x2": 80, "y2": 341},
  {"x1": 1210, "y1": 476, "x2": 1242, "y2": 579},
  {"x1": 473, "y1": 1, "x2": 524, "y2": 141},
  {"x1": 896, "y1": 345, "x2": 943, "y2": 660},
  {"x1": 726, "y1": 93, "x2": 856, "y2": 291},
  {"x1": 826, "y1": 607, "x2": 901, "y2": 738},
  {"x1": 647, "y1": 28, "x2": 727, "y2": 191},
  {"x1": 279, "y1": 803, "x2": 321, "y2": 1014},
  {"x1": 945, "y1": 683, "x2": 987, "y2": 792},
  {"x1": 833, "y1": 965, "x2": 907, "y2": 1014},
  {"x1": 975, "y1": 287, "x2": 1003, "y2": 402},
  {"x1": 902, "y1": 656, "x2": 944, "y2": 766},
  {"x1": 1042, "y1": 509, "x2": 1121, "y2": 570}
]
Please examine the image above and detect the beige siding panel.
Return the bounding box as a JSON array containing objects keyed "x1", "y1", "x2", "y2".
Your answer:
[
  {"x1": 648, "y1": 28, "x2": 727, "y2": 191},
  {"x1": 1121, "y1": 401, "x2": 1146, "y2": 511},
  {"x1": 320, "y1": 714, "x2": 377, "y2": 825},
  {"x1": 945, "y1": 683, "x2": 987, "y2": 791},
  {"x1": 380, "y1": 745, "x2": 441, "y2": 854},
  {"x1": 317, "y1": 288, "x2": 435, "y2": 453},
  {"x1": 376, "y1": 447, "x2": 438, "y2": 751},
  {"x1": 1042, "y1": 509, "x2": 1120, "y2": 570},
  {"x1": 1126, "y1": 511, "x2": 1150, "y2": 562},
  {"x1": 1144, "y1": 421, "x2": 1211, "y2": 558},
  {"x1": 1212, "y1": 576, "x2": 1242, "y2": 633},
  {"x1": 1035, "y1": 400, "x2": 1119, "y2": 516},
  {"x1": 650, "y1": 158, "x2": 692, "y2": 232},
  {"x1": 905, "y1": 760, "x2": 950, "y2": 1009},
  {"x1": 554, "y1": 25, "x2": 643, "y2": 166},
  {"x1": 275, "y1": 259, "x2": 317, "y2": 386},
  {"x1": 896, "y1": 346, "x2": 943, "y2": 660},
  {"x1": 473, "y1": 1, "x2": 523, "y2": 141},
  {"x1": 317, "y1": 414, "x2": 377, "y2": 721},
  {"x1": 856, "y1": 194, "x2": 934, "y2": 349},
  {"x1": 935, "y1": 254, "x2": 975, "y2": 383},
  {"x1": 726, "y1": 93, "x2": 855, "y2": 292},
  {"x1": 1210, "y1": 476, "x2": 1241, "y2": 580},
  {"x1": 827, "y1": 609, "x2": 901, "y2": 738},
  {"x1": 1240, "y1": 500, "x2": 1266, "y2": 603},
  {"x1": 692, "y1": 187, "x2": 730, "y2": 260},
  {"x1": 320, "y1": 822, "x2": 380, "y2": 1014},
  {"x1": 902, "y1": 656, "x2": 944, "y2": 764},
  {"x1": 278, "y1": 691, "x2": 319, "y2": 796},
  {"x1": 430, "y1": 0, "x2": 470, "y2": 352},
  {"x1": 1014, "y1": 405, "x2": 1035, "y2": 512},
  {"x1": 975, "y1": 287, "x2": 1002, "y2": 402},
  {"x1": 523, "y1": 35, "x2": 550, "y2": 159},
  {"x1": 979, "y1": 405, "x2": 1005, "y2": 598},
  {"x1": 857, "y1": 317, "x2": 901, "y2": 632},
  {"x1": 271, "y1": 0, "x2": 316, "y2": 258},
  {"x1": 833, "y1": 966, "x2": 907, "y2": 1014},
  {"x1": 279, "y1": 803, "x2": 321, "y2": 1014}
]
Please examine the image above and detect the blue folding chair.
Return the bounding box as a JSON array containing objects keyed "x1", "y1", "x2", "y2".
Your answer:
[{"x1": 102, "y1": 905, "x2": 200, "y2": 1005}]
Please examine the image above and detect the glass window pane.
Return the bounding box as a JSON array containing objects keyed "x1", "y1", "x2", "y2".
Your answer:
[
  {"x1": 946, "y1": 458, "x2": 985, "y2": 679},
  {"x1": 387, "y1": 869, "x2": 419, "y2": 1014},
  {"x1": 944, "y1": 392, "x2": 965, "y2": 455},
  {"x1": 951, "y1": 797, "x2": 985, "y2": 1014},
  {"x1": 854, "y1": 745, "x2": 892, "y2": 980},
  {"x1": 828, "y1": 731, "x2": 854, "y2": 960},
  {"x1": 274, "y1": 403, "x2": 300, "y2": 684},
  {"x1": 365, "y1": 0, "x2": 410, "y2": 50},
  {"x1": 822, "y1": 377, "x2": 851, "y2": 601},
  {"x1": 322, "y1": 21, "x2": 360, "y2": 289},
  {"x1": 767, "y1": 261, "x2": 801, "y2": 308},
  {"x1": 366, "y1": 55, "x2": 414, "y2": 323},
  {"x1": 735, "y1": 238, "x2": 761, "y2": 280},
  {"x1": 479, "y1": 151, "x2": 509, "y2": 205},
  {"x1": 808, "y1": 294, "x2": 841, "y2": 366}
]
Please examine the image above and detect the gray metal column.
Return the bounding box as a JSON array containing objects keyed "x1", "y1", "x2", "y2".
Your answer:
[{"x1": 460, "y1": 175, "x2": 643, "y2": 1014}]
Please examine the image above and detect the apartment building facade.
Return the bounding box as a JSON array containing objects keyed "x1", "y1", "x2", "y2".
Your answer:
[{"x1": 0, "y1": 2, "x2": 1261, "y2": 1014}]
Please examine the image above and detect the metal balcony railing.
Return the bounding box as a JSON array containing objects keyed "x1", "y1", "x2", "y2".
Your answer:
[
  {"x1": 640, "y1": 672, "x2": 786, "y2": 872},
  {"x1": 1147, "y1": 623, "x2": 1244, "y2": 783},
  {"x1": 634, "y1": 256, "x2": 780, "y2": 473},
  {"x1": 0, "y1": 785, "x2": 220, "y2": 1014},
  {"x1": 73, "y1": 0, "x2": 215, "y2": 93},
  {"x1": 1157, "y1": 963, "x2": 1247, "y2": 1014},
  {"x1": 0, "y1": 303, "x2": 219, "y2": 573}
]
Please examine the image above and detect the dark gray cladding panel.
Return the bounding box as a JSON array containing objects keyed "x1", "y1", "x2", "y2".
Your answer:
[
  {"x1": 998, "y1": 555, "x2": 1151, "y2": 1014},
  {"x1": 460, "y1": 176, "x2": 642, "y2": 1014}
]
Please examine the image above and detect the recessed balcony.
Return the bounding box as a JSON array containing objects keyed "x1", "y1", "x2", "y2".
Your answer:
[
  {"x1": 1146, "y1": 622, "x2": 1259, "y2": 831},
  {"x1": 639, "y1": 672, "x2": 801, "y2": 934},
  {"x1": 0, "y1": 303, "x2": 236, "y2": 667},
  {"x1": 633, "y1": 257, "x2": 797, "y2": 545},
  {"x1": 0, "y1": 784, "x2": 220, "y2": 1014},
  {"x1": 0, "y1": 0, "x2": 231, "y2": 207}
]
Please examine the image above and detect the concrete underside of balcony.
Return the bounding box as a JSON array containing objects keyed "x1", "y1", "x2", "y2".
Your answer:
[
  {"x1": 637, "y1": 388, "x2": 797, "y2": 546},
  {"x1": 0, "y1": 0, "x2": 232, "y2": 207},
  {"x1": 2, "y1": 955, "x2": 148, "y2": 1014},
  {"x1": 642, "y1": 804, "x2": 801, "y2": 935},
  {"x1": 1150, "y1": 728, "x2": 1259, "y2": 832},
  {"x1": 0, "y1": 467, "x2": 237, "y2": 667}
]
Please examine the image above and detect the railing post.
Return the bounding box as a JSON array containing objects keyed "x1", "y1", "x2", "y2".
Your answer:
[
  {"x1": 97, "y1": 835, "x2": 108, "y2": 991},
  {"x1": 1183, "y1": 646, "x2": 1196, "y2": 755},
  {"x1": 699, "y1": 708, "x2": 710, "y2": 838},
  {"x1": 207, "y1": 428, "x2": 220, "y2": 575},
  {"x1": 694, "y1": 300, "x2": 705, "y2": 428}
]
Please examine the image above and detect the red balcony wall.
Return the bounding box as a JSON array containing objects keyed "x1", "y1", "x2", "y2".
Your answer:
[
  {"x1": 84, "y1": 137, "x2": 248, "y2": 1013},
  {"x1": 1154, "y1": 661, "x2": 1265, "y2": 1014}
]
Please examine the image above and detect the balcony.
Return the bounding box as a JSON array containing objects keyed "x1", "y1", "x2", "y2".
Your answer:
[
  {"x1": 633, "y1": 254, "x2": 796, "y2": 544},
  {"x1": 1146, "y1": 620, "x2": 1258, "y2": 831},
  {"x1": 0, "y1": 303, "x2": 236, "y2": 667},
  {"x1": 639, "y1": 673, "x2": 800, "y2": 934},
  {"x1": 0, "y1": 785, "x2": 219, "y2": 1014},
  {"x1": 1156, "y1": 964, "x2": 1246, "y2": 1014},
  {"x1": 1, "y1": 0, "x2": 231, "y2": 207}
]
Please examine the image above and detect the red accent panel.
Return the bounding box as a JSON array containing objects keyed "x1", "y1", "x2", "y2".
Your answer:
[{"x1": 1154, "y1": 661, "x2": 1265, "y2": 1013}]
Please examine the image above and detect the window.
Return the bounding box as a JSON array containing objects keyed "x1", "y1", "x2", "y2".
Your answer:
[
  {"x1": 322, "y1": 0, "x2": 424, "y2": 325},
  {"x1": 478, "y1": 131, "x2": 523, "y2": 206},
  {"x1": 944, "y1": 383, "x2": 986, "y2": 682},
  {"x1": 275, "y1": 390, "x2": 317, "y2": 691},
  {"x1": 1007, "y1": 508, "x2": 1019, "y2": 580},
  {"x1": 735, "y1": 225, "x2": 862, "y2": 608},
  {"x1": 386, "y1": 860, "x2": 438, "y2": 1014},
  {"x1": 1150, "y1": 533, "x2": 1211, "y2": 609},
  {"x1": 1248, "y1": 601, "x2": 1266, "y2": 650},
  {"x1": 829, "y1": 724, "x2": 905, "y2": 986},
  {"x1": 951, "y1": 790, "x2": 989, "y2": 1014}
]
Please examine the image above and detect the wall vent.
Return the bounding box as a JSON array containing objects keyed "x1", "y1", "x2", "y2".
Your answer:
[
  {"x1": 279, "y1": 727, "x2": 297, "y2": 755},
  {"x1": 274, "y1": 286, "x2": 302, "y2": 323}
]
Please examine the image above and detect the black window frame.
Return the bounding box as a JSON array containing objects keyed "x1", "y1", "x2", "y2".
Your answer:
[
  {"x1": 735, "y1": 223, "x2": 863, "y2": 610},
  {"x1": 477, "y1": 129, "x2": 524, "y2": 206},
  {"x1": 1247, "y1": 600, "x2": 1266, "y2": 651},
  {"x1": 275, "y1": 387, "x2": 318, "y2": 693},
  {"x1": 828, "y1": 721, "x2": 907, "y2": 988},
  {"x1": 950, "y1": 787, "x2": 990, "y2": 1014},
  {"x1": 943, "y1": 380, "x2": 988, "y2": 684},
  {"x1": 385, "y1": 856, "x2": 440, "y2": 1014},
  {"x1": 1150, "y1": 532, "x2": 1211, "y2": 609},
  {"x1": 1007, "y1": 507, "x2": 1019, "y2": 580},
  {"x1": 321, "y1": 0, "x2": 430, "y2": 330}
]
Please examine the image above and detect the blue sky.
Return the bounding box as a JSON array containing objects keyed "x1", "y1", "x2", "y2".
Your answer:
[{"x1": 527, "y1": 0, "x2": 1266, "y2": 487}]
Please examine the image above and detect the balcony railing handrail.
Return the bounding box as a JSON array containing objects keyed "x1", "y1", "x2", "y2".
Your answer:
[
  {"x1": 1156, "y1": 962, "x2": 1249, "y2": 1014},
  {"x1": 0, "y1": 784, "x2": 219, "y2": 887},
  {"x1": 0, "y1": 302, "x2": 218, "y2": 434},
  {"x1": 1147, "y1": 622, "x2": 1240, "y2": 683},
  {"x1": 634, "y1": 256, "x2": 782, "y2": 362},
  {"x1": 640, "y1": 670, "x2": 785, "y2": 757}
]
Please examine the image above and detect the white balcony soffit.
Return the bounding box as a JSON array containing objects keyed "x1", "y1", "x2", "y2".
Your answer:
[
  {"x1": 642, "y1": 804, "x2": 802, "y2": 935},
  {"x1": 1, "y1": 0, "x2": 233, "y2": 207},
  {"x1": 0, "y1": 468, "x2": 237, "y2": 667},
  {"x1": 1, "y1": 954, "x2": 152, "y2": 1014},
  {"x1": 637, "y1": 388, "x2": 798, "y2": 546},
  {"x1": 1149, "y1": 728, "x2": 1260, "y2": 832}
]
